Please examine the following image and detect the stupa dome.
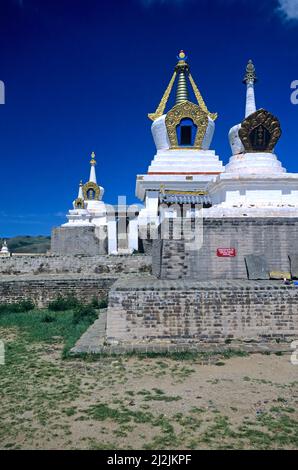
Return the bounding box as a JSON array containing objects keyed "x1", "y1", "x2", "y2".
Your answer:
[{"x1": 229, "y1": 124, "x2": 244, "y2": 155}]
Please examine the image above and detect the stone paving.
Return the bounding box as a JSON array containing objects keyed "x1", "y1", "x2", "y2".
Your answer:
[{"x1": 71, "y1": 309, "x2": 107, "y2": 354}]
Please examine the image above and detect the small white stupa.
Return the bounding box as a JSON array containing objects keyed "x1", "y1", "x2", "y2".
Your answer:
[
  {"x1": 63, "y1": 152, "x2": 107, "y2": 227},
  {"x1": 226, "y1": 60, "x2": 285, "y2": 176},
  {"x1": 59, "y1": 152, "x2": 118, "y2": 254},
  {"x1": 206, "y1": 60, "x2": 298, "y2": 217},
  {"x1": 0, "y1": 240, "x2": 10, "y2": 257}
]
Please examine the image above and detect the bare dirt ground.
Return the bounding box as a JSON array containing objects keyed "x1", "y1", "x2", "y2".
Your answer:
[{"x1": 0, "y1": 325, "x2": 297, "y2": 450}]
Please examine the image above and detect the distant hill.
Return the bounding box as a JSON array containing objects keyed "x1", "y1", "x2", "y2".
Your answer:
[{"x1": 4, "y1": 236, "x2": 51, "y2": 254}]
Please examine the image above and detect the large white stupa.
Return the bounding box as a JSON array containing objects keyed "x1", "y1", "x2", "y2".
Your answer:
[{"x1": 136, "y1": 51, "x2": 224, "y2": 227}]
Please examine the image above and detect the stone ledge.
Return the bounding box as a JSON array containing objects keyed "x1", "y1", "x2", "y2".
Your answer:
[
  {"x1": 0, "y1": 273, "x2": 152, "y2": 283},
  {"x1": 70, "y1": 340, "x2": 293, "y2": 356},
  {"x1": 111, "y1": 277, "x2": 295, "y2": 291},
  {"x1": 202, "y1": 217, "x2": 298, "y2": 224},
  {"x1": 0, "y1": 274, "x2": 119, "y2": 282}
]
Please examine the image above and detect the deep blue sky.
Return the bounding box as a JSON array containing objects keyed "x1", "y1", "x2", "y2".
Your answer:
[{"x1": 0, "y1": 0, "x2": 297, "y2": 236}]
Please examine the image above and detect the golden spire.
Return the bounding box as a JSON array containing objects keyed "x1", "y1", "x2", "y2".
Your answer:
[
  {"x1": 175, "y1": 50, "x2": 189, "y2": 104},
  {"x1": 175, "y1": 72, "x2": 189, "y2": 104},
  {"x1": 148, "y1": 51, "x2": 217, "y2": 122}
]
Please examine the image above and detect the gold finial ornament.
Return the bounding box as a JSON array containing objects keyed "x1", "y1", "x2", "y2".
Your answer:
[
  {"x1": 90, "y1": 151, "x2": 96, "y2": 165},
  {"x1": 148, "y1": 51, "x2": 217, "y2": 122},
  {"x1": 243, "y1": 59, "x2": 257, "y2": 84}
]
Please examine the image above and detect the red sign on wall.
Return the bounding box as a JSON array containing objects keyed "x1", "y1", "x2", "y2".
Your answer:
[{"x1": 217, "y1": 248, "x2": 237, "y2": 257}]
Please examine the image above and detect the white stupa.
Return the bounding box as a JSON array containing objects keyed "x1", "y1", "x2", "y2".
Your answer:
[
  {"x1": 60, "y1": 152, "x2": 118, "y2": 254},
  {"x1": 136, "y1": 51, "x2": 224, "y2": 226},
  {"x1": 0, "y1": 240, "x2": 10, "y2": 257},
  {"x1": 206, "y1": 60, "x2": 298, "y2": 217},
  {"x1": 63, "y1": 152, "x2": 107, "y2": 227},
  {"x1": 226, "y1": 60, "x2": 285, "y2": 176}
]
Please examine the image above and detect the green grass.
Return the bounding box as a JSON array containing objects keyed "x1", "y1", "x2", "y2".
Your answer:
[
  {"x1": 136, "y1": 388, "x2": 181, "y2": 402},
  {"x1": 0, "y1": 307, "x2": 96, "y2": 357},
  {"x1": 0, "y1": 299, "x2": 35, "y2": 314},
  {"x1": 86, "y1": 403, "x2": 154, "y2": 424},
  {"x1": 0, "y1": 305, "x2": 89, "y2": 448}
]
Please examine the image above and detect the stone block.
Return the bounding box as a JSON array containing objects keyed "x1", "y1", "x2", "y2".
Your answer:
[
  {"x1": 51, "y1": 226, "x2": 107, "y2": 256},
  {"x1": 245, "y1": 254, "x2": 269, "y2": 280},
  {"x1": 289, "y1": 253, "x2": 298, "y2": 279}
]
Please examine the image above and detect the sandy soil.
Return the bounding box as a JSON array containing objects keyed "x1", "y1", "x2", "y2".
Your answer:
[{"x1": 0, "y1": 330, "x2": 297, "y2": 450}]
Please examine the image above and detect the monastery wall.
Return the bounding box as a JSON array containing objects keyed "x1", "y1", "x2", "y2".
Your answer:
[
  {"x1": 0, "y1": 275, "x2": 116, "y2": 308},
  {"x1": 153, "y1": 218, "x2": 298, "y2": 280},
  {"x1": 0, "y1": 254, "x2": 151, "y2": 276},
  {"x1": 107, "y1": 278, "x2": 298, "y2": 344}
]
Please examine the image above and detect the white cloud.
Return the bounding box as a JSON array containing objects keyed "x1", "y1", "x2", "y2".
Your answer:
[
  {"x1": 140, "y1": 0, "x2": 298, "y2": 22},
  {"x1": 277, "y1": 0, "x2": 298, "y2": 20}
]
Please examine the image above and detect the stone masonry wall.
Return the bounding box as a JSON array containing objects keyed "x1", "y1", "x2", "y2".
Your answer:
[
  {"x1": 51, "y1": 226, "x2": 108, "y2": 255},
  {"x1": 107, "y1": 278, "x2": 298, "y2": 344},
  {"x1": 153, "y1": 218, "x2": 298, "y2": 280},
  {"x1": 0, "y1": 254, "x2": 151, "y2": 276},
  {"x1": 0, "y1": 275, "x2": 116, "y2": 308}
]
